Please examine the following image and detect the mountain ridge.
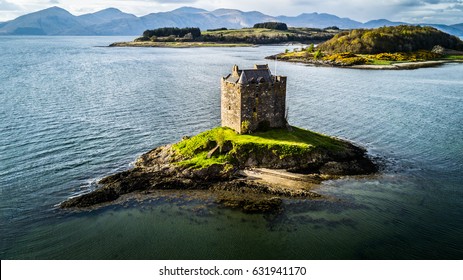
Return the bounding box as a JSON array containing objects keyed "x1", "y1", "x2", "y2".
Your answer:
[{"x1": 0, "y1": 6, "x2": 462, "y2": 37}]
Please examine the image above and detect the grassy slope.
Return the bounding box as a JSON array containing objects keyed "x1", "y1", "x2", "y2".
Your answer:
[
  {"x1": 122, "y1": 27, "x2": 339, "y2": 48},
  {"x1": 172, "y1": 126, "x2": 346, "y2": 169},
  {"x1": 202, "y1": 28, "x2": 297, "y2": 38},
  {"x1": 192, "y1": 27, "x2": 336, "y2": 43}
]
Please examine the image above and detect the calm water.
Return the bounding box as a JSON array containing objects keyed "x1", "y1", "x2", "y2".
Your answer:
[{"x1": 1, "y1": 37, "x2": 462, "y2": 259}]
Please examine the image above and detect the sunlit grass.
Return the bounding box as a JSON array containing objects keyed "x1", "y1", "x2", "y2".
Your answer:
[{"x1": 173, "y1": 126, "x2": 346, "y2": 169}]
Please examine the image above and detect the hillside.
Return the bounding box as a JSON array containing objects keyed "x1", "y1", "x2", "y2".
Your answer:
[
  {"x1": 318, "y1": 25, "x2": 463, "y2": 54},
  {"x1": 201, "y1": 26, "x2": 339, "y2": 44},
  {"x1": 110, "y1": 26, "x2": 341, "y2": 47},
  {"x1": 0, "y1": 7, "x2": 93, "y2": 35},
  {"x1": 269, "y1": 25, "x2": 463, "y2": 68}
]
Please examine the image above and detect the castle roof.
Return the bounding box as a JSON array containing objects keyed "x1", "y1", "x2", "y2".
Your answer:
[
  {"x1": 238, "y1": 69, "x2": 272, "y2": 84},
  {"x1": 225, "y1": 64, "x2": 273, "y2": 85}
]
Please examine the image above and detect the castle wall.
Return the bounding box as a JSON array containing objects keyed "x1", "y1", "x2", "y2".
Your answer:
[
  {"x1": 221, "y1": 79, "x2": 242, "y2": 133},
  {"x1": 221, "y1": 76, "x2": 287, "y2": 134},
  {"x1": 240, "y1": 76, "x2": 287, "y2": 132},
  {"x1": 221, "y1": 63, "x2": 287, "y2": 134}
]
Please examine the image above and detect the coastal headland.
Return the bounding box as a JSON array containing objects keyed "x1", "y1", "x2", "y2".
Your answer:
[
  {"x1": 109, "y1": 24, "x2": 340, "y2": 48},
  {"x1": 269, "y1": 25, "x2": 463, "y2": 70},
  {"x1": 61, "y1": 127, "x2": 377, "y2": 213}
]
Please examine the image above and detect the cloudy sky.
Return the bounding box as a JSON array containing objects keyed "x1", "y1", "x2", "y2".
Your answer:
[{"x1": 1, "y1": 0, "x2": 462, "y2": 24}]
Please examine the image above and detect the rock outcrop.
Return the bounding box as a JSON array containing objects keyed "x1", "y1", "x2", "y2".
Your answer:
[{"x1": 61, "y1": 127, "x2": 377, "y2": 213}]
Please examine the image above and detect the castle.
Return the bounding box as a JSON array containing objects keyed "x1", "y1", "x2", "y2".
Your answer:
[{"x1": 221, "y1": 64, "x2": 287, "y2": 134}]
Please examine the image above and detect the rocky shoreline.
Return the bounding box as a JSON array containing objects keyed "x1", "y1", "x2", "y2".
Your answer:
[
  {"x1": 266, "y1": 54, "x2": 463, "y2": 70},
  {"x1": 61, "y1": 127, "x2": 377, "y2": 213},
  {"x1": 109, "y1": 41, "x2": 254, "y2": 48}
]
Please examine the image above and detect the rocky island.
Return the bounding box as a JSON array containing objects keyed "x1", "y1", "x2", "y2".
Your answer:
[
  {"x1": 268, "y1": 25, "x2": 463, "y2": 69},
  {"x1": 62, "y1": 64, "x2": 377, "y2": 213}
]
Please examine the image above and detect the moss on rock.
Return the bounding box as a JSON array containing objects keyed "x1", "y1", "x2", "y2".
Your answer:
[{"x1": 61, "y1": 126, "x2": 377, "y2": 213}]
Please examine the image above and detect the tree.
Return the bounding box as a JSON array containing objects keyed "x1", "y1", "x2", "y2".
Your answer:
[
  {"x1": 317, "y1": 25, "x2": 463, "y2": 54},
  {"x1": 253, "y1": 22, "x2": 288, "y2": 31},
  {"x1": 307, "y1": 43, "x2": 315, "y2": 52},
  {"x1": 142, "y1": 27, "x2": 201, "y2": 39}
]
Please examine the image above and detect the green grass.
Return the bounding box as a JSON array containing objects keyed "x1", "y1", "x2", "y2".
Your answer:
[
  {"x1": 175, "y1": 152, "x2": 232, "y2": 169},
  {"x1": 203, "y1": 28, "x2": 296, "y2": 37},
  {"x1": 201, "y1": 27, "x2": 337, "y2": 41},
  {"x1": 172, "y1": 126, "x2": 347, "y2": 169},
  {"x1": 442, "y1": 54, "x2": 463, "y2": 60}
]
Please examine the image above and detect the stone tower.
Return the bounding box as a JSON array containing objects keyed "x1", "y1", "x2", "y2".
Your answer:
[{"x1": 221, "y1": 64, "x2": 287, "y2": 134}]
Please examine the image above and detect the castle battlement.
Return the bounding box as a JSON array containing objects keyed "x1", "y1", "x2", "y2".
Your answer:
[{"x1": 221, "y1": 64, "x2": 287, "y2": 134}]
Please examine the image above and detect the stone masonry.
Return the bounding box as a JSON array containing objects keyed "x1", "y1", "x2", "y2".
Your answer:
[{"x1": 221, "y1": 64, "x2": 287, "y2": 134}]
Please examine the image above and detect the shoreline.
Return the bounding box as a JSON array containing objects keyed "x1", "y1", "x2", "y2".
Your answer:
[
  {"x1": 109, "y1": 41, "x2": 255, "y2": 48},
  {"x1": 60, "y1": 127, "x2": 378, "y2": 214},
  {"x1": 267, "y1": 55, "x2": 463, "y2": 70},
  {"x1": 350, "y1": 60, "x2": 463, "y2": 70},
  {"x1": 63, "y1": 168, "x2": 329, "y2": 214}
]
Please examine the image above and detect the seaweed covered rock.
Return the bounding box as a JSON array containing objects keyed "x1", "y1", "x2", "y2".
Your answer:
[{"x1": 61, "y1": 126, "x2": 377, "y2": 212}]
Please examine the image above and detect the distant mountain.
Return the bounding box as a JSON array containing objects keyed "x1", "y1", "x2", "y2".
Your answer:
[
  {"x1": 363, "y1": 19, "x2": 406, "y2": 28},
  {"x1": 0, "y1": 6, "x2": 462, "y2": 37},
  {"x1": 277, "y1": 12, "x2": 362, "y2": 29},
  {"x1": 78, "y1": 8, "x2": 136, "y2": 26},
  {"x1": 452, "y1": 23, "x2": 463, "y2": 31},
  {"x1": 210, "y1": 9, "x2": 275, "y2": 28},
  {"x1": 425, "y1": 24, "x2": 463, "y2": 37},
  {"x1": 0, "y1": 6, "x2": 93, "y2": 35},
  {"x1": 141, "y1": 7, "x2": 230, "y2": 31},
  {"x1": 78, "y1": 8, "x2": 144, "y2": 35}
]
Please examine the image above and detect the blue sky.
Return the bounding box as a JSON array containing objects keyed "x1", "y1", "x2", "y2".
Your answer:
[{"x1": 1, "y1": 0, "x2": 462, "y2": 24}]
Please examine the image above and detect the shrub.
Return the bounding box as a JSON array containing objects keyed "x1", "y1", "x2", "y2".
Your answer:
[
  {"x1": 143, "y1": 27, "x2": 201, "y2": 39},
  {"x1": 134, "y1": 36, "x2": 150, "y2": 42},
  {"x1": 323, "y1": 52, "x2": 368, "y2": 65},
  {"x1": 215, "y1": 129, "x2": 225, "y2": 152},
  {"x1": 207, "y1": 27, "x2": 228, "y2": 32},
  {"x1": 367, "y1": 50, "x2": 441, "y2": 62},
  {"x1": 307, "y1": 43, "x2": 315, "y2": 52},
  {"x1": 253, "y1": 22, "x2": 288, "y2": 31},
  {"x1": 241, "y1": 120, "x2": 250, "y2": 134},
  {"x1": 314, "y1": 49, "x2": 323, "y2": 59}
]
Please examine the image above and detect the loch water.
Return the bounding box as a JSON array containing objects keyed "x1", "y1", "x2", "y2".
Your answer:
[{"x1": 1, "y1": 37, "x2": 462, "y2": 259}]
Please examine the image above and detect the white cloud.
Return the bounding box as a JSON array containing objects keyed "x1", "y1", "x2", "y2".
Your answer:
[
  {"x1": 0, "y1": 0, "x2": 19, "y2": 11},
  {"x1": 146, "y1": 0, "x2": 198, "y2": 3}
]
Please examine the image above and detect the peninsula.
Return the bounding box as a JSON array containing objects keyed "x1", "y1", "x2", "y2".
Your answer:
[
  {"x1": 109, "y1": 24, "x2": 341, "y2": 48},
  {"x1": 268, "y1": 25, "x2": 463, "y2": 69},
  {"x1": 61, "y1": 64, "x2": 377, "y2": 213}
]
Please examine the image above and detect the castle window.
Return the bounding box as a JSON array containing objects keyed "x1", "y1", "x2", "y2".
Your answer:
[
  {"x1": 253, "y1": 107, "x2": 257, "y2": 113},
  {"x1": 255, "y1": 93, "x2": 258, "y2": 98},
  {"x1": 228, "y1": 106, "x2": 231, "y2": 110}
]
